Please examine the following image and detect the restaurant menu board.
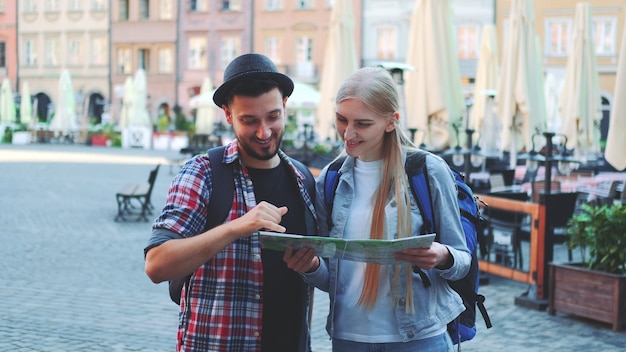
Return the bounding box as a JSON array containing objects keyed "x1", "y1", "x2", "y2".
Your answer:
[{"x1": 257, "y1": 231, "x2": 436, "y2": 265}]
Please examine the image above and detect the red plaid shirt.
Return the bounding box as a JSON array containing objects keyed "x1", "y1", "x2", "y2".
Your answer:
[{"x1": 152, "y1": 141, "x2": 316, "y2": 351}]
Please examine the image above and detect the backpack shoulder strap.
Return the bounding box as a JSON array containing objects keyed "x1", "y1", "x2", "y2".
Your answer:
[
  {"x1": 206, "y1": 145, "x2": 233, "y2": 230},
  {"x1": 169, "y1": 145, "x2": 232, "y2": 305},
  {"x1": 286, "y1": 156, "x2": 315, "y2": 199},
  {"x1": 405, "y1": 150, "x2": 434, "y2": 235},
  {"x1": 323, "y1": 156, "x2": 347, "y2": 231}
]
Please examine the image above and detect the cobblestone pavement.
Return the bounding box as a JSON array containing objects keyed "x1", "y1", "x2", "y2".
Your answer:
[{"x1": 1, "y1": 144, "x2": 624, "y2": 352}]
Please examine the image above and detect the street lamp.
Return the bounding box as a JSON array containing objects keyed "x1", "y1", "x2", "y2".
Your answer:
[
  {"x1": 376, "y1": 61, "x2": 415, "y2": 137},
  {"x1": 443, "y1": 123, "x2": 484, "y2": 184},
  {"x1": 518, "y1": 131, "x2": 580, "y2": 200}
]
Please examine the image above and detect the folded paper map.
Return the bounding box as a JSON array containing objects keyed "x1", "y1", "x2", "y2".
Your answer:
[{"x1": 258, "y1": 231, "x2": 436, "y2": 265}]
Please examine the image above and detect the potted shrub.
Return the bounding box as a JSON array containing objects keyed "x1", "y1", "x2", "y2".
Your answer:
[{"x1": 548, "y1": 203, "x2": 626, "y2": 331}]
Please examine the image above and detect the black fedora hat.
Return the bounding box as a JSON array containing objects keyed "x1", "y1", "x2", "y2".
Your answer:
[{"x1": 213, "y1": 53, "x2": 294, "y2": 107}]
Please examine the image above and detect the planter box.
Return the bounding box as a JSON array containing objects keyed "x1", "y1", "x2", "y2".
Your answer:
[
  {"x1": 152, "y1": 134, "x2": 171, "y2": 150},
  {"x1": 91, "y1": 134, "x2": 109, "y2": 147},
  {"x1": 171, "y1": 135, "x2": 189, "y2": 150},
  {"x1": 549, "y1": 263, "x2": 626, "y2": 331},
  {"x1": 12, "y1": 131, "x2": 32, "y2": 145}
]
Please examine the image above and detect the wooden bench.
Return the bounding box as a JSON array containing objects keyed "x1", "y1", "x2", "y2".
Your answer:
[{"x1": 115, "y1": 165, "x2": 160, "y2": 222}]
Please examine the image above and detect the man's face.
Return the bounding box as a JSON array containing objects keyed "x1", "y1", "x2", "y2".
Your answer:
[{"x1": 223, "y1": 87, "x2": 287, "y2": 168}]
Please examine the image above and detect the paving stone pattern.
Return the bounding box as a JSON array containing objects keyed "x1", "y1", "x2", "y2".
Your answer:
[{"x1": 0, "y1": 144, "x2": 624, "y2": 352}]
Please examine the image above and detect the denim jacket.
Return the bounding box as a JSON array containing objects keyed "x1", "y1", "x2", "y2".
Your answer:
[{"x1": 303, "y1": 152, "x2": 471, "y2": 341}]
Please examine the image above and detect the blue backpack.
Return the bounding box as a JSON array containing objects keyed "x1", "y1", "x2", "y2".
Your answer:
[{"x1": 323, "y1": 150, "x2": 492, "y2": 345}]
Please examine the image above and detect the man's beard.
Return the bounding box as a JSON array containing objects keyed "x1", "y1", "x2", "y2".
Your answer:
[{"x1": 240, "y1": 132, "x2": 284, "y2": 161}]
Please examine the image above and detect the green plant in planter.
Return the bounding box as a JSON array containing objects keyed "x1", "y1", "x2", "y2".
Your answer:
[{"x1": 566, "y1": 203, "x2": 626, "y2": 274}]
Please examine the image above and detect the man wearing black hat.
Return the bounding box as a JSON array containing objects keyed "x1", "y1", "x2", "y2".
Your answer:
[{"x1": 144, "y1": 53, "x2": 319, "y2": 351}]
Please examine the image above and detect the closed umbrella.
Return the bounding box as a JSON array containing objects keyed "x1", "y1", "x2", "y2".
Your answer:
[
  {"x1": 119, "y1": 76, "x2": 134, "y2": 128},
  {"x1": 49, "y1": 69, "x2": 78, "y2": 135},
  {"x1": 0, "y1": 78, "x2": 16, "y2": 125},
  {"x1": 605, "y1": 18, "x2": 626, "y2": 171},
  {"x1": 470, "y1": 24, "x2": 500, "y2": 156},
  {"x1": 194, "y1": 76, "x2": 215, "y2": 135},
  {"x1": 495, "y1": 0, "x2": 547, "y2": 167},
  {"x1": 316, "y1": 0, "x2": 358, "y2": 141},
  {"x1": 287, "y1": 82, "x2": 320, "y2": 128},
  {"x1": 20, "y1": 81, "x2": 32, "y2": 126},
  {"x1": 544, "y1": 73, "x2": 562, "y2": 132},
  {"x1": 405, "y1": 0, "x2": 465, "y2": 150},
  {"x1": 559, "y1": 2, "x2": 601, "y2": 163},
  {"x1": 132, "y1": 68, "x2": 151, "y2": 128}
]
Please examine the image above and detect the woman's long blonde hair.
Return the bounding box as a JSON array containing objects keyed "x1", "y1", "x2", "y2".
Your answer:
[{"x1": 335, "y1": 67, "x2": 418, "y2": 312}]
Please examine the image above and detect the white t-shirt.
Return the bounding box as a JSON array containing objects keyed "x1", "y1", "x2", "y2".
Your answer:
[{"x1": 334, "y1": 159, "x2": 403, "y2": 342}]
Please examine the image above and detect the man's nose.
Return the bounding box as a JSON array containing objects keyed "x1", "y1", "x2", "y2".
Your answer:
[{"x1": 257, "y1": 121, "x2": 271, "y2": 139}]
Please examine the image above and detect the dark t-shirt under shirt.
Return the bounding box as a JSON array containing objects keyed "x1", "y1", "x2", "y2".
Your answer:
[{"x1": 248, "y1": 161, "x2": 307, "y2": 352}]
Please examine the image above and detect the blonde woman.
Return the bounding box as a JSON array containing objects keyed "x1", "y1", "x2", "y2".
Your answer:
[{"x1": 285, "y1": 67, "x2": 471, "y2": 351}]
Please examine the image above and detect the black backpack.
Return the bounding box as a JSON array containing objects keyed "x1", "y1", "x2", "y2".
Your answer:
[
  {"x1": 168, "y1": 146, "x2": 315, "y2": 304},
  {"x1": 323, "y1": 151, "x2": 492, "y2": 344}
]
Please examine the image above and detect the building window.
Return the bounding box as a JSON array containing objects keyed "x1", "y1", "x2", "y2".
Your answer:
[
  {"x1": 159, "y1": 0, "x2": 173, "y2": 19},
  {"x1": 377, "y1": 27, "x2": 397, "y2": 60},
  {"x1": 138, "y1": 48, "x2": 150, "y2": 70},
  {"x1": 222, "y1": 0, "x2": 241, "y2": 11},
  {"x1": 295, "y1": 36, "x2": 313, "y2": 77},
  {"x1": 119, "y1": 0, "x2": 129, "y2": 20},
  {"x1": 45, "y1": 37, "x2": 59, "y2": 66},
  {"x1": 265, "y1": 0, "x2": 281, "y2": 11},
  {"x1": 158, "y1": 47, "x2": 173, "y2": 73},
  {"x1": 68, "y1": 0, "x2": 81, "y2": 11},
  {"x1": 593, "y1": 17, "x2": 617, "y2": 56},
  {"x1": 91, "y1": 36, "x2": 107, "y2": 65},
  {"x1": 23, "y1": 0, "x2": 37, "y2": 13},
  {"x1": 545, "y1": 18, "x2": 571, "y2": 57},
  {"x1": 0, "y1": 0, "x2": 5, "y2": 13},
  {"x1": 296, "y1": 36, "x2": 312, "y2": 63},
  {"x1": 188, "y1": 37, "x2": 208, "y2": 69},
  {"x1": 68, "y1": 37, "x2": 82, "y2": 66},
  {"x1": 296, "y1": 0, "x2": 313, "y2": 9},
  {"x1": 117, "y1": 47, "x2": 132, "y2": 73},
  {"x1": 220, "y1": 36, "x2": 241, "y2": 69},
  {"x1": 457, "y1": 25, "x2": 480, "y2": 59},
  {"x1": 265, "y1": 37, "x2": 281, "y2": 64},
  {"x1": 44, "y1": 0, "x2": 58, "y2": 12},
  {"x1": 139, "y1": 0, "x2": 150, "y2": 19},
  {"x1": 92, "y1": 0, "x2": 106, "y2": 10},
  {"x1": 0, "y1": 42, "x2": 6, "y2": 68},
  {"x1": 190, "y1": 0, "x2": 208, "y2": 12},
  {"x1": 23, "y1": 39, "x2": 38, "y2": 66}
]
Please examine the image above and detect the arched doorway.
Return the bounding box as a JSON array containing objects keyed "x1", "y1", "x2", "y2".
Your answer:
[
  {"x1": 87, "y1": 93, "x2": 106, "y2": 124},
  {"x1": 33, "y1": 92, "x2": 52, "y2": 123}
]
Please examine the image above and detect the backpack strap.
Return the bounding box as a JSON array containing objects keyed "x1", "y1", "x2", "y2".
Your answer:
[
  {"x1": 206, "y1": 146, "x2": 234, "y2": 229},
  {"x1": 323, "y1": 156, "x2": 346, "y2": 231},
  {"x1": 169, "y1": 146, "x2": 233, "y2": 305},
  {"x1": 287, "y1": 156, "x2": 316, "y2": 201},
  {"x1": 405, "y1": 151, "x2": 434, "y2": 235}
]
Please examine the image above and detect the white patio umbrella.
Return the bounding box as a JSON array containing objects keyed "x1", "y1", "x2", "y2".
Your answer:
[
  {"x1": 605, "y1": 19, "x2": 626, "y2": 171},
  {"x1": 0, "y1": 78, "x2": 16, "y2": 124},
  {"x1": 470, "y1": 24, "x2": 500, "y2": 155},
  {"x1": 287, "y1": 82, "x2": 320, "y2": 110},
  {"x1": 49, "y1": 69, "x2": 78, "y2": 134},
  {"x1": 316, "y1": 0, "x2": 358, "y2": 141},
  {"x1": 544, "y1": 73, "x2": 563, "y2": 132},
  {"x1": 559, "y1": 2, "x2": 601, "y2": 163},
  {"x1": 288, "y1": 82, "x2": 320, "y2": 132},
  {"x1": 131, "y1": 68, "x2": 151, "y2": 128},
  {"x1": 495, "y1": 0, "x2": 547, "y2": 167},
  {"x1": 20, "y1": 81, "x2": 32, "y2": 126},
  {"x1": 405, "y1": 0, "x2": 465, "y2": 150},
  {"x1": 119, "y1": 76, "x2": 134, "y2": 128},
  {"x1": 193, "y1": 76, "x2": 216, "y2": 135}
]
